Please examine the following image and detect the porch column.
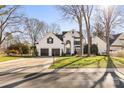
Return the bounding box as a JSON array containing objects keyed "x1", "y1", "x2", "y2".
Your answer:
[
  {"x1": 71, "y1": 41, "x2": 74, "y2": 55},
  {"x1": 38, "y1": 48, "x2": 40, "y2": 56},
  {"x1": 49, "y1": 48, "x2": 52, "y2": 56},
  {"x1": 60, "y1": 49, "x2": 62, "y2": 56}
]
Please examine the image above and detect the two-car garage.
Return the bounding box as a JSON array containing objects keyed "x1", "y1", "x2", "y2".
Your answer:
[
  {"x1": 52, "y1": 49, "x2": 60, "y2": 56},
  {"x1": 40, "y1": 49, "x2": 49, "y2": 56},
  {"x1": 40, "y1": 48, "x2": 61, "y2": 56},
  {"x1": 36, "y1": 32, "x2": 64, "y2": 57}
]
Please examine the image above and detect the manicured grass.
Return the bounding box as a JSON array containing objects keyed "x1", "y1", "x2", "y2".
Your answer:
[
  {"x1": 0, "y1": 56, "x2": 20, "y2": 62},
  {"x1": 112, "y1": 57, "x2": 124, "y2": 68},
  {"x1": 49, "y1": 56, "x2": 124, "y2": 69}
]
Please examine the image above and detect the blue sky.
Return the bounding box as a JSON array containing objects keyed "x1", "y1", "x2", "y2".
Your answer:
[
  {"x1": 20, "y1": 5, "x2": 124, "y2": 33},
  {"x1": 21, "y1": 5, "x2": 78, "y2": 32}
]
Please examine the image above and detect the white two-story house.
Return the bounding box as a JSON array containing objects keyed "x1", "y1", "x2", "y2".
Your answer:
[
  {"x1": 36, "y1": 31, "x2": 85, "y2": 56},
  {"x1": 36, "y1": 31, "x2": 107, "y2": 56}
]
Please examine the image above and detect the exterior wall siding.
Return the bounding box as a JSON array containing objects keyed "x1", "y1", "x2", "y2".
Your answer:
[
  {"x1": 92, "y1": 36, "x2": 106, "y2": 55},
  {"x1": 36, "y1": 32, "x2": 64, "y2": 56}
]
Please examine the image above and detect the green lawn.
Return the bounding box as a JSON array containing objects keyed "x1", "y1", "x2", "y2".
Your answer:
[
  {"x1": 0, "y1": 56, "x2": 20, "y2": 62},
  {"x1": 0, "y1": 54, "x2": 38, "y2": 62},
  {"x1": 49, "y1": 56, "x2": 124, "y2": 69}
]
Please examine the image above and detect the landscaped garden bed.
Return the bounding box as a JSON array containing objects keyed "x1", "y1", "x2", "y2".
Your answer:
[{"x1": 49, "y1": 56, "x2": 124, "y2": 69}]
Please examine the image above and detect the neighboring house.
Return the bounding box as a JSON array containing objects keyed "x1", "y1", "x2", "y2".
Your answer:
[
  {"x1": 92, "y1": 36, "x2": 106, "y2": 55},
  {"x1": 110, "y1": 33, "x2": 124, "y2": 51},
  {"x1": 36, "y1": 31, "x2": 107, "y2": 56}
]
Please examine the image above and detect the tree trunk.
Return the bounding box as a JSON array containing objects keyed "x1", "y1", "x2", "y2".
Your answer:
[
  {"x1": 81, "y1": 5, "x2": 92, "y2": 57},
  {"x1": 32, "y1": 42, "x2": 36, "y2": 56},
  {"x1": 87, "y1": 35, "x2": 91, "y2": 56},
  {"x1": 79, "y1": 21, "x2": 83, "y2": 56},
  {"x1": 87, "y1": 27, "x2": 91, "y2": 57},
  {"x1": 106, "y1": 28, "x2": 110, "y2": 57}
]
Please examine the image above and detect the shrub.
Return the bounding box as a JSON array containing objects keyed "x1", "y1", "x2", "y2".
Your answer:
[
  {"x1": 21, "y1": 45, "x2": 29, "y2": 54},
  {"x1": 83, "y1": 44, "x2": 88, "y2": 54},
  {"x1": 83, "y1": 44, "x2": 98, "y2": 55},
  {"x1": 6, "y1": 50, "x2": 18, "y2": 56},
  {"x1": 91, "y1": 44, "x2": 98, "y2": 55},
  {"x1": 7, "y1": 43, "x2": 29, "y2": 54},
  {"x1": 30, "y1": 46, "x2": 38, "y2": 56}
]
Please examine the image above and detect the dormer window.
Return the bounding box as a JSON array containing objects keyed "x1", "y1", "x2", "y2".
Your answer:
[{"x1": 47, "y1": 37, "x2": 53, "y2": 44}]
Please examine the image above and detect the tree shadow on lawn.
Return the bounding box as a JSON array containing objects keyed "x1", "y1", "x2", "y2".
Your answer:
[
  {"x1": 79, "y1": 57, "x2": 106, "y2": 68},
  {"x1": 57, "y1": 57, "x2": 83, "y2": 69},
  {"x1": 96, "y1": 57, "x2": 106, "y2": 68},
  {"x1": 91, "y1": 56, "x2": 124, "y2": 88},
  {"x1": 52, "y1": 56, "x2": 106, "y2": 69},
  {"x1": 52, "y1": 57, "x2": 70, "y2": 65},
  {"x1": 112, "y1": 57, "x2": 124, "y2": 65}
]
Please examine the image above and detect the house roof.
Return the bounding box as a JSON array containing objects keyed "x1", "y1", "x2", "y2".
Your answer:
[
  {"x1": 62, "y1": 31, "x2": 68, "y2": 36},
  {"x1": 39, "y1": 31, "x2": 80, "y2": 42},
  {"x1": 55, "y1": 34, "x2": 63, "y2": 41},
  {"x1": 92, "y1": 31, "x2": 123, "y2": 45},
  {"x1": 62, "y1": 31, "x2": 84, "y2": 39},
  {"x1": 97, "y1": 36, "x2": 106, "y2": 42},
  {"x1": 109, "y1": 33, "x2": 121, "y2": 45},
  {"x1": 55, "y1": 31, "x2": 80, "y2": 41}
]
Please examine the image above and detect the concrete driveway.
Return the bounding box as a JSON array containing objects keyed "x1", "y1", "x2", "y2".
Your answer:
[
  {"x1": 0, "y1": 57, "x2": 53, "y2": 73},
  {"x1": 0, "y1": 57, "x2": 124, "y2": 88}
]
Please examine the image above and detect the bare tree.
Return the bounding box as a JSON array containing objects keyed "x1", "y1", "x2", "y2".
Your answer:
[
  {"x1": 24, "y1": 17, "x2": 45, "y2": 56},
  {"x1": 0, "y1": 6, "x2": 23, "y2": 46},
  {"x1": 81, "y1": 5, "x2": 93, "y2": 57},
  {"x1": 49, "y1": 23, "x2": 60, "y2": 33},
  {"x1": 58, "y1": 5, "x2": 83, "y2": 56},
  {"x1": 93, "y1": 15, "x2": 105, "y2": 40},
  {"x1": 42, "y1": 23, "x2": 60, "y2": 35},
  {"x1": 97, "y1": 5, "x2": 124, "y2": 57}
]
